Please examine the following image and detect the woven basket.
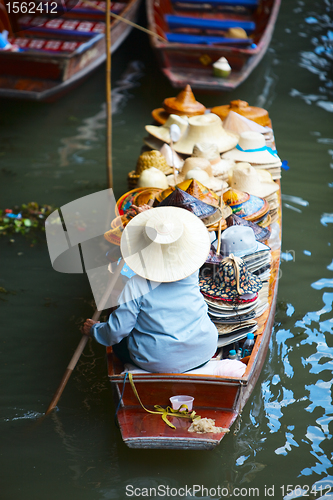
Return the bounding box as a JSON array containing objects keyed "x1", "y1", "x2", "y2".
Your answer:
[{"x1": 127, "y1": 170, "x2": 140, "y2": 190}]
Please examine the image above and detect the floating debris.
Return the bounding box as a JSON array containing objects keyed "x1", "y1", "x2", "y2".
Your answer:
[{"x1": 0, "y1": 202, "x2": 56, "y2": 243}]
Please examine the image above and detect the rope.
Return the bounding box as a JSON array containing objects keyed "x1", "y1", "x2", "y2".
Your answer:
[
  {"x1": 221, "y1": 253, "x2": 243, "y2": 295},
  {"x1": 128, "y1": 373, "x2": 200, "y2": 429},
  {"x1": 79, "y1": 0, "x2": 167, "y2": 42}
]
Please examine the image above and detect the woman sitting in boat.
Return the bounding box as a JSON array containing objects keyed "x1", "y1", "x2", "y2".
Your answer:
[{"x1": 82, "y1": 206, "x2": 217, "y2": 373}]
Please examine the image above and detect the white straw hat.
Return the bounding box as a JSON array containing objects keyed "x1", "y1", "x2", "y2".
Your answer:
[
  {"x1": 184, "y1": 168, "x2": 228, "y2": 193},
  {"x1": 222, "y1": 131, "x2": 281, "y2": 165},
  {"x1": 167, "y1": 157, "x2": 227, "y2": 193},
  {"x1": 230, "y1": 163, "x2": 279, "y2": 198},
  {"x1": 173, "y1": 113, "x2": 238, "y2": 155},
  {"x1": 138, "y1": 167, "x2": 169, "y2": 190},
  {"x1": 192, "y1": 142, "x2": 235, "y2": 178},
  {"x1": 145, "y1": 114, "x2": 188, "y2": 144},
  {"x1": 120, "y1": 206, "x2": 210, "y2": 282}
]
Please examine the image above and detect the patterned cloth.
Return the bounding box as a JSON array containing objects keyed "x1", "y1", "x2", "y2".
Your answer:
[{"x1": 199, "y1": 254, "x2": 262, "y2": 300}]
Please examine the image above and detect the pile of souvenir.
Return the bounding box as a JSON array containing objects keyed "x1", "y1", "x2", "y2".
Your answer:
[
  {"x1": 116, "y1": 86, "x2": 284, "y2": 358},
  {"x1": 228, "y1": 163, "x2": 280, "y2": 224},
  {"x1": 158, "y1": 187, "x2": 223, "y2": 228},
  {"x1": 223, "y1": 187, "x2": 271, "y2": 228},
  {"x1": 199, "y1": 253, "x2": 263, "y2": 348},
  {"x1": 222, "y1": 131, "x2": 282, "y2": 180},
  {"x1": 151, "y1": 84, "x2": 206, "y2": 125},
  {"x1": 211, "y1": 99, "x2": 275, "y2": 147},
  {"x1": 127, "y1": 150, "x2": 173, "y2": 190}
]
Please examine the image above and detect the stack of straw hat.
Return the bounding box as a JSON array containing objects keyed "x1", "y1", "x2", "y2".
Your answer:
[
  {"x1": 211, "y1": 99, "x2": 271, "y2": 127},
  {"x1": 144, "y1": 114, "x2": 189, "y2": 151},
  {"x1": 166, "y1": 157, "x2": 228, "y2": 194},
  {"x1": 151, "y1": 85, "x2": 206, "y2": 125},
  {"x1": 199, "y1": 254, "x2": 263, "y2": 345},
  {"x1": 223, "y1": 187, "x2": 271, "y2": 227},
  {"x1": 127, "y1": 150, "x2": 173, "y2": 190},
  {"x1": 228, "y1": 163, "x2": 280, "y2": 224},
  {"x1": 158, "y1": 187, "x2": 225, "y2": 228},
  {"x1": 172, "y1": 113, "x2": 238, "y2": 155},
  {"x1": 222, "y1": 131, "x2": 282, "y2": 180},
  {"x1": 222, "y1": 111, "x2": 274, "y2": 149},
  {"x1": 156, "y1": 178, "x2": 220, "y2": 207},
  {"x1": 191, "y1": 142, "x2": 235, "y2": 181}
]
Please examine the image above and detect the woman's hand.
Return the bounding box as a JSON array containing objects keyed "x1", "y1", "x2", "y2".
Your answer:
[{"x1": 82, "y1": 319, "x2": 100, "y2": 336}]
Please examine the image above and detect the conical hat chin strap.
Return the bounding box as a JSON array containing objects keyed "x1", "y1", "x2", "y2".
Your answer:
[{"x1": 221, "y1": 253, "x2": 243, "y2": 294}]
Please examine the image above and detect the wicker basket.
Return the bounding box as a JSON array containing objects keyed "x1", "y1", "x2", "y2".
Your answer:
[{"x1": 127, "y1": 170, "x2": 140, "y2": 190}]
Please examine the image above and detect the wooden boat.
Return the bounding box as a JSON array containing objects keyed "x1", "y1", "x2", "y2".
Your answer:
[
  {"x1": 106, "y1": 144, "x2": 282, "y2": 450},
  {"x1": 0, "y1": 0, "x2": 141, "y2": 101},
  {"x1": 146, "y1": 0, "x2": 281, "y2": 91}
]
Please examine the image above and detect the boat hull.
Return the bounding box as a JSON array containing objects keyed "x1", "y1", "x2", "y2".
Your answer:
[
  {"x1": 107, "y1": 228, "x2": 280, "y2": 449},
  {"x1": 0, "y1": 0, "x2": 141, "y2": 100},
  {"x1": 146, "y1": 0, "x2": 281, "y2": 91}
]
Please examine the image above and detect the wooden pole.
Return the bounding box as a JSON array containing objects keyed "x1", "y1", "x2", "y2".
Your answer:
[
  {"x1": 45, "y1": 260, "x2": 125, "y2": 415},
  {"x1": 106, "y1": 0, "x2": 113, "y2": 189},
  {"x1": 216, "y1": 187, "x2": 224, "y2": 255}
]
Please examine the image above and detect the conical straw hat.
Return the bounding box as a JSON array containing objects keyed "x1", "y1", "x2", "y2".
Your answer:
[
  {"x1": 173, "y1": 114, "x2": 238, "y2": 155},
  {"x1": 223, "y1": 188, "x2": 250, "y2": 206},
  {"x1": 184, "y1": 167, "x2": 228, "y2": 193},
  {"x1": 222, "y1": 131, "x2": 281, "y2": 165},
  {"x1": 156, "y1": 179, "x2": 219, "y2": 206},
  {"x1": 230, "y1": 163, "x2": 279, "y2": 199},
  {"x1": 163, "y1": 84, "x2": 206, "y2": 117},
  {"x1": 158, "y1": 187, "x2": 217, "y2": 220},
  {"x1": 120, "y1": 206, "x2": 210, "y2": 282},
  {"x1": 226, "y1": 213, "x2": 271, "y2": 242},
  {"x1": 145, "y1": 114, "x2": 189, "y2": 144},
  {"x1": 211, "y1": 99, "x2": 270, "y2": 127},
  {"x1": 185, "y1": 179, "x2": 220, "y2": 206}
]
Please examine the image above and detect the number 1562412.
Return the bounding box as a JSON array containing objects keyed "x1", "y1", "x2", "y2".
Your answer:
[{"x1": 6, "y1": 2, "x2": 58, "y2": 14}]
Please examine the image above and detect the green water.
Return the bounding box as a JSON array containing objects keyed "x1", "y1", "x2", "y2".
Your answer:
[{"x1": 1, "y1": 1, "x2": 333, "y2": 499}]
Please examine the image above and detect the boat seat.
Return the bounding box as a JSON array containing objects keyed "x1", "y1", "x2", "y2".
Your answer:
[
  {"x1": 166, "y1": 14, "x2": 256, "y2": 33},
  {"x1": 166, "y1": 32, "x2": 254, "y2": 46},
  {"x1": 171, "y1": 0, "x2": 258, "y2": 7},
  {"x1": 18, "y1": 15, "x2": 104, "y2": 37}
]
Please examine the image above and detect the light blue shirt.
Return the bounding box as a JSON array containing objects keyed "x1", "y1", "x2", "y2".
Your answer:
[{"x1": 91, "y1": 271, "x2": 218, "y2": 373}]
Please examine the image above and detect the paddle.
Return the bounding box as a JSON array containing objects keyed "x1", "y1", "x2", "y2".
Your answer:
[{"x1": 45, "y1": 259, "x2": 125, "y2": 415}]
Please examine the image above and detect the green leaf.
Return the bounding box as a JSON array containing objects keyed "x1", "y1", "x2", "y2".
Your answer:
[
  {"x1": 23, "y1": 219, "x2": 32, "y2": 227},
  {"x1": 14, "y1": 220, "x2": 22, "y2": 227}
]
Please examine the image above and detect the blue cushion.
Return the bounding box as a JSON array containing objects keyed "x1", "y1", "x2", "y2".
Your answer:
[
  {"x1": 166, "y1": 14, "x2": 256, "y2": 32},
  {"x1": 171, "y1": 0, "x2": 258, "y2": 7},
  {"x1": 166, "y1": 32, "x2": 254, "y2": 45}
]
